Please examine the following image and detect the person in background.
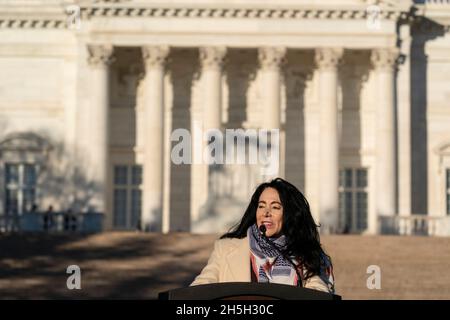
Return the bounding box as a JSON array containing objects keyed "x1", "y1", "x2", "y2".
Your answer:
[{"x1": 43, "y1": 205, "x2": 54, "y2": 232}]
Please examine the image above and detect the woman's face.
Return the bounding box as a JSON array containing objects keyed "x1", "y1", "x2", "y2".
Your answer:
[{"x1": 256, "y1": 187, "x2": 283, "y2": 238}]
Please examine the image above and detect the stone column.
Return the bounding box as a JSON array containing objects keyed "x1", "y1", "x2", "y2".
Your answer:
[
  {"x1": 191, "y1": 47, "x2": 227, "y2": 223},
  {"x1": 258, "y1": 47, "x2": 286, "y2": 129},
  {"x1": 371, "y1": 48, "x2": 399, "y2": 228},
  {"x1": 200, "y1": 47, "x2": 226, "y2": 131},
  {"x1": 87, "y1": 44, "x2": 114, "y2": 215},
  {"x1": 315, "y1": 48, "x2": 343, "y2": 234},
  {"x1": 258, "y1": 47, "x2": 286, "y2": 179},
  {"x1": 141, "y1": 46, "x2": 169, "y2": 231},
  {"x1": 397, "y1": 24, "x2": 412, "y2": 235}
]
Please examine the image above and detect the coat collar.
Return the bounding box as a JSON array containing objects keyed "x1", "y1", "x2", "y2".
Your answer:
[{"x1": 225, "y1": 237, "x2": 251, "y2": 282}]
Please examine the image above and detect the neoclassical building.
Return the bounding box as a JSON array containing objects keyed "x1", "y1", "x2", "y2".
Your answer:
[{"x1": 0, "y1": 0, "x2": 450, "y2": 235}]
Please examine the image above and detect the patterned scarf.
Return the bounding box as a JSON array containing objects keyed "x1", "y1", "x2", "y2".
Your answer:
[
  {"x1": 247, "y1": 223, "x2": 336, "y2": 293},
  {"x1": 248, "y1": 224, "x2": 299, "y2": 286}
]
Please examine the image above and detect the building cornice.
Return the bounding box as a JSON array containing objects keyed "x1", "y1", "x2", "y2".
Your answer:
[
  {"x1": 1, "y1": 1, "x2": 447, "y2": 31},
  {"x1": 0, "y1": 1, "x2": 414, "y2": 29},
  {"x1": 0, "y1": 3, "x2": 67, "y2": 29},
  {"x1": 79, "y1": 5, "x2": 407, "y2": 21},
  {"x1": 0, "y1": 19, "x2": 66, "y2": 29},
  {"x1": 420, "y1": 0, "x2": 450, "y2": 27}
]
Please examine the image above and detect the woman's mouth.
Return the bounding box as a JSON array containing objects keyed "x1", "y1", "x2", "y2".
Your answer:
[{"x1": 263, "y1": 221, "x2": 273, "y2": 228}]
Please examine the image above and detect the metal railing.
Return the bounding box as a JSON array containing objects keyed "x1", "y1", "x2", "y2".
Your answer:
[
  {"x1": 0, "y1": 211, "x2": 103, "y2": 233},
  {"x1": 426, "y1": 0, "x2": 450, "y2": 4},
  {"x1": 379, "y1": 214, "x2": 450, "y2": 236}
]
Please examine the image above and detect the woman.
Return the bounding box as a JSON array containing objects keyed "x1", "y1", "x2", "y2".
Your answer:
[{"x1": 191, "y1": 178, "x2": 335, "y2": 293}]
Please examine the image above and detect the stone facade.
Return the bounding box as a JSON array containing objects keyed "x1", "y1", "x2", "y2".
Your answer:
[{"x1": 1, "y1": 0, "x2": 450, "y2": 235}]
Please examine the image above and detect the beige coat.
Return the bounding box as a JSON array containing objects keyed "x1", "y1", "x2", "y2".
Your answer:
[{"x1": 190, "y1": 237, "x2": 331, "y2": 293}]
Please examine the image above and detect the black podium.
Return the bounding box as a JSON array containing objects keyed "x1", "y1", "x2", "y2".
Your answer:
[{"x1": 159, "y1": 282, "x2": 341, "y2": 300}]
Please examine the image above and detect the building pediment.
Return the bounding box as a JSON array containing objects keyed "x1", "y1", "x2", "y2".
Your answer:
[
  {"x1": 434, "y1": 141, "x2": 450, "y2": 156},
  {"x1": 0, "y1": 133, "x2": 51, "y2": 153}
]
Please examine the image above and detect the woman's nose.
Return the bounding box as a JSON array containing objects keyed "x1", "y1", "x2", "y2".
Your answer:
[{"x1": 264, "y1": 210, "x2": 271, "y2": 216}]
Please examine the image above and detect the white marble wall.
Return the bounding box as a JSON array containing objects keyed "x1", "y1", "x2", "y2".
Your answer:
[
  {"x1": 0, "y1": 28, "x2": 78, "y2": 214},
  {"x1": 426, "y1": 33, "x2": 450, "y2": 220},
  {"x1": 1, "y1": 0, "x2": 450, "y2": 235}
]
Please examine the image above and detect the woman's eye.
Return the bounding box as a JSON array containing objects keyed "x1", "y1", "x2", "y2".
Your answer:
[
  {"x1": 272, "y1": 207, "x2": 281, "y2": 210},
  {"x1": 258, "y1": 205, "x2": 265, "y2": 209}
]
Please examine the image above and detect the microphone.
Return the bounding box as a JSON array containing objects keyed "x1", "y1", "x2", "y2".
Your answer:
[
  {"x1": 259, "y1": 224, "x2": 267, "y2": 236},
  {"x1": 257, "y1": 223, "x2": 302, "y2": 286}
]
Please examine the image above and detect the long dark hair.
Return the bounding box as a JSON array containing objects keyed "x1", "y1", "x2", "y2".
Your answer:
[{"x1": 221, "y1": 177, "x2": 332, "y2": 280}]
